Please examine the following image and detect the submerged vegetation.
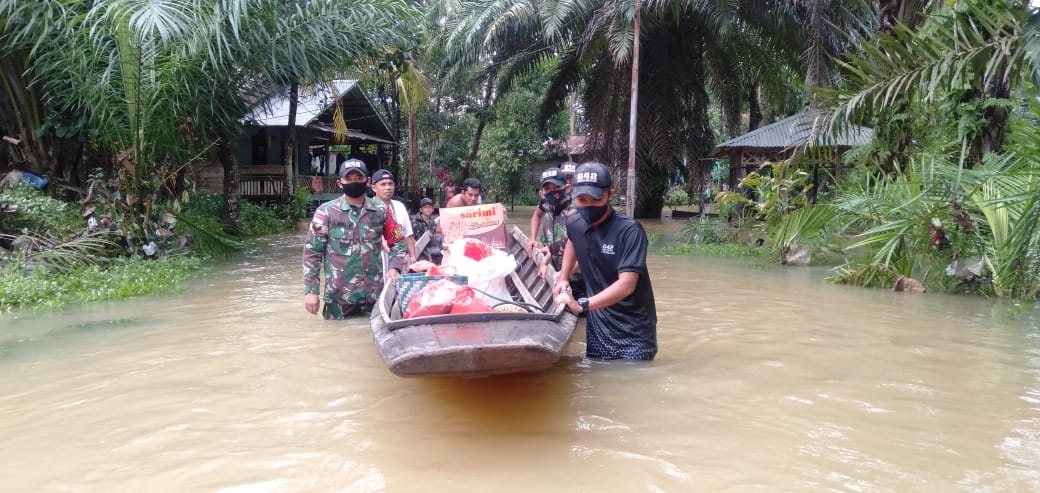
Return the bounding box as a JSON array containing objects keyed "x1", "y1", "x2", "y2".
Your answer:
[
  {"x1": 0, "y1": 182, "x2": 308, "y2": 313},
  {"x1": 0, "y1": 256, "x2": 204, "y2": 313}
]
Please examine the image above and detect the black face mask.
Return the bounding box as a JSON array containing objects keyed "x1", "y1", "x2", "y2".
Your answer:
[
  {"x1": 544, "y1": 190, "x2": 566, "y2": 208},
  {"x1": 577, "y1": 203, "x2": 610, "y2": 224},
  {"x1": 342, "y1": 181, "x2": 368, "y2": 198}
]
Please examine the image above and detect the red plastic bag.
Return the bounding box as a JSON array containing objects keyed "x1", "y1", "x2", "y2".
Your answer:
[
  {"x1": 403, "y1": 279, "x2": 463, "y2": 319},
  {"x1": 427, "y1": 265, "x2": 457, "y2": 276},
  {"x1": 459, "y1": 238, "x2": 493, "y2": 261},
  {"x1": 449, "y1": 287, "x2": 494, "y2": 314}
]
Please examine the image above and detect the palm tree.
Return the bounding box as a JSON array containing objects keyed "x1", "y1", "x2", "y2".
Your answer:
[
  {"x1": 822, "y1": 0, "x2": 1037, "y2": 166},
  {"x1": 433, "y1": 0, "x2": 813, "y2": 216},
  {"x1": 1, "y1": 0, "x2": 418, "y2": 234}
]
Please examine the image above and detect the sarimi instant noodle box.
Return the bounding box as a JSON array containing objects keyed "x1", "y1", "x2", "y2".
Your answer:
[{"x1": 439, "y1": 203, "x2": 507, "y2": 250}]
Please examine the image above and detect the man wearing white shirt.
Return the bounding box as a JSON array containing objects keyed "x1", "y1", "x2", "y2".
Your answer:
[{"x1": 370, "y1": 169, "x2": 416, "y2": 264}]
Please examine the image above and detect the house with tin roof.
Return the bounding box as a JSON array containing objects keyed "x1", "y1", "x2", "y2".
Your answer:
[
  {"x1": 710, "y1": 111, "x2": 873, "y2": 191},
  {"x1": 198, "y1": 80, "x2": 395, "y2": 202}
]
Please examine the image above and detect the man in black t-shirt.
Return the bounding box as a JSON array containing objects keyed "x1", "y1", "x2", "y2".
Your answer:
[{"x1": 553, "y1": 161, "x2": 658, "y2": 360}]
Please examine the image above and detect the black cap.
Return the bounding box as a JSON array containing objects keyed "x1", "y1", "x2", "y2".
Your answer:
[
  {"x1": 572, "y1": 162, "x2": 612, "y2": 200},
  {"x1": 371, "y1": 169, "x2": 394, "y2": 184},
  {"x1": 419, "y1": 197, "x2": 434, "y2": 206},
  {"x1": 539, "y1": 167, "x2": 565, "y2": 188},
  {"x1": 339, "y1": 159, "x2": 368, "y2": 178},
  {"x1": 559, "y1": 161, "x2": 578, "y2": 177}
]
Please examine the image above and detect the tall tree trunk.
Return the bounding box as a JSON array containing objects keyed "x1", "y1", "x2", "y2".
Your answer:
[
  {"x1": 976, "y1": 67, "x2": 1011, "y2": 160},
  {"x1": 217, "y1": 136, "x2": 241, "y2": 234},
  {"x1": 282, "y1": 79, "x2": 298, "y2": 201},
  {"x1": 748, "y1": 82, "x2": 762, "y2": 131},
  {"x1": 462, "y1": 77, "x2": 495, "y2": 181},
  {"x1": 1, "y1": 55, "x2": 51, "y2": 176},
  {"x1": 407, "y1": 105, "x2": 420, "y2": 202},
  {"x1": 391, "y1": 83, "x2": 401, "y2": 176},
  {"x1": 426, "y1": 96, "x2": 442, "y2": 175}
]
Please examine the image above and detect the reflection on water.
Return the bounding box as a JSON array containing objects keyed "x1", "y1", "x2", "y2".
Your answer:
[{"x1": 1, "y1": 214, "x2": 1040, "y2": 491}]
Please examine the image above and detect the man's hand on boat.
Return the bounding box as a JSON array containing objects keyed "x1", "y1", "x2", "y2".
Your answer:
[
  {"x1": 525, "y1": 239, "x2": 540, "y2": 256},
  {"x1": 554, "y1": 285, "x2": 581, "y2": 314},
  {"x1": 385, "y1": 268, "x2": 400, "y2": 283},
  {"x1": 536, "y1": 247, "x2": 552, "y2": 279}
]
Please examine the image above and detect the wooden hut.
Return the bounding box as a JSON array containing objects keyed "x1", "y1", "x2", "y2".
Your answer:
[
  {"x1": 709, "y1": 111, "x2": 873, "y2": 191},
  {"x1": 199, "y1": 80, "x2": 395, "y2": 202}
]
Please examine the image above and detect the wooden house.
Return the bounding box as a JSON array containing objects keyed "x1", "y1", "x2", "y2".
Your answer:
[{"x1": 198, "y1": 80, "x2": 395, "y2": 202}]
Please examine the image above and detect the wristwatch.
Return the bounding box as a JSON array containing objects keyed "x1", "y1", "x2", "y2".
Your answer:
[{"x1": 577, "y1": 297, "x2": 590, "y2": 313}]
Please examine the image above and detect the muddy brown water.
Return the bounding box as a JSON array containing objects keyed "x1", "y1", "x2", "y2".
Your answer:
[{"x1": 1, "y1": 206, "x2": 1039, "y2": 491}]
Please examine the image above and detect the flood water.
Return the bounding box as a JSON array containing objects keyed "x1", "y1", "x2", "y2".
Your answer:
[{"x1": 2, "y1": 207, "x2": 1040, "y2": 491}]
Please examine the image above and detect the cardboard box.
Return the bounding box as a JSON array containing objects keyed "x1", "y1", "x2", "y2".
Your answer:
[{"x1": 438, "y1": 203, "x2": 508, "y2": 250}]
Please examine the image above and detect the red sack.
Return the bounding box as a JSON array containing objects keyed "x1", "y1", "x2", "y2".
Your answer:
[
  {"x1": 403, "y1": 279, "x2": 463, "y2": 319},
  {"x1": 449, "y1": 287, "x2": 494, "y2": 314}
]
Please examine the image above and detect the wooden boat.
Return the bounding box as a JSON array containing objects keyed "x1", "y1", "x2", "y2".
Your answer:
[{"x1": 370, "y1": 225, "x2": 579, "y2": 378}]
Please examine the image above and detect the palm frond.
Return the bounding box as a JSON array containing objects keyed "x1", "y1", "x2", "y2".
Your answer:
[
  {"x1": 1, "y1": 231, "x2": 119, "y2": 274},
  {"x1": 770, "y1": 204, "x2": 839, "y2": 250},
  {"x1": 172, "y1": 211, "x2": 242, "y2": 258}
]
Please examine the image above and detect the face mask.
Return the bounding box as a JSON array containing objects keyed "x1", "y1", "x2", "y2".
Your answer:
[
  {"x1": 342, "y1": 181, "x2": 368, "y2": 198},
  {"x1": 578, "y1": 203, "x2": 610, "y2": 224},
  {"x1": 544, "y1": 190, "x2": 566, "y2": 208}
]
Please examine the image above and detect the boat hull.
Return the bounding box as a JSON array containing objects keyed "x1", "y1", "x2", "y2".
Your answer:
[{"x1": 370, "y1": 225, "x2": 578, "y2": 378}]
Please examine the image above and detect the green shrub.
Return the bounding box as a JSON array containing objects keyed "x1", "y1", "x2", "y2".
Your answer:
[
  {"x1": 239, "y1": 200, "x2": 283, "y2": 236},
  {"x1": 664, "y1": 186, "x2": 689, "y2": 210},
  {"x1": 179, "y1": 189, "x2": 224, "y2": 218},
  {"x1": 0, "y1": 182, "x2": 83, "y2": 237},
  {"x1": 646, "y1": 232, "x2": 660, "y2": 247},
  {"x1": 658, "y1": 243, "x2": 770, "y2": 257},
  {"x1": 679, "y1": 218, "x2": 736, "y2": 244},
  {"x1": 284, "y1": 186, "x2": 312, "y2": 225}
]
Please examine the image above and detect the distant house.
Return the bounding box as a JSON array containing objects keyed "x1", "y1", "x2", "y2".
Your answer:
[
  {"x1": 564, "y1": 134, "x2": 588, "y2": 160},
  {"x1": 198, "y1": 80, "x2": 395, "y2": 202},
  {"x1": 526, "y1": 134, "x2": 588, "y2": 189},
  {"x1": 709, "y1": 111, "x2": 872, "y2": 190}
]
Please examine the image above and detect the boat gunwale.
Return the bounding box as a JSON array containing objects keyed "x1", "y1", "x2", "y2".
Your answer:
[{"x1": 375, "y1": 225, "x2": 568, "y2": 331}]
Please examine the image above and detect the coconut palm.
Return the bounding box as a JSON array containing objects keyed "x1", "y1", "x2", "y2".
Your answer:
[{"x1": 433, "y1": 0, "x2": 814, "y2": 216}]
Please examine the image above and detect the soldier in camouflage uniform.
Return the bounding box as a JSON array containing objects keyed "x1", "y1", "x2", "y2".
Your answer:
[
  {"x1": 411, "y1": 197, "x2": 437, "y2": 240},
  {"x1": 535, "y1": 168, "x2": 576, "y2": 269},
  {"x1": 527, "y1": 161, "x2": 578, "y2": 255},
  {"x1": 303, "y1": 159, "x2": 407, "y2": 319},
  {"x1": 533, "y1": 167, "x2": 583, "y2": 297}
]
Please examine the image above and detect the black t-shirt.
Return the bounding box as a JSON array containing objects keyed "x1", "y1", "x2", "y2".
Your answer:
[{"x1": 566, "y1": 210, "x2": 657, "y2": 360}]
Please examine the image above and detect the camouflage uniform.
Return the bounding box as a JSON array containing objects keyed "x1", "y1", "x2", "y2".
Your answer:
[
  {"x1": 303, "y1": 196, "x2": 407, "y2": 319},
  {"x1": 411, "y1": 212, "x2": 437, "y2": 240},
  {"x1": 541, "y1": 197, "x2": 584, "y2": 298},
  {"x1": 540, "y1": 198, "x2": 577, "y2": 270}
]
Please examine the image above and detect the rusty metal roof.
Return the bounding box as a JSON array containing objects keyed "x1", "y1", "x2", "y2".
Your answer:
[{"x1": 711, "y1": 111, "x2": 872, "y2": 156}]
